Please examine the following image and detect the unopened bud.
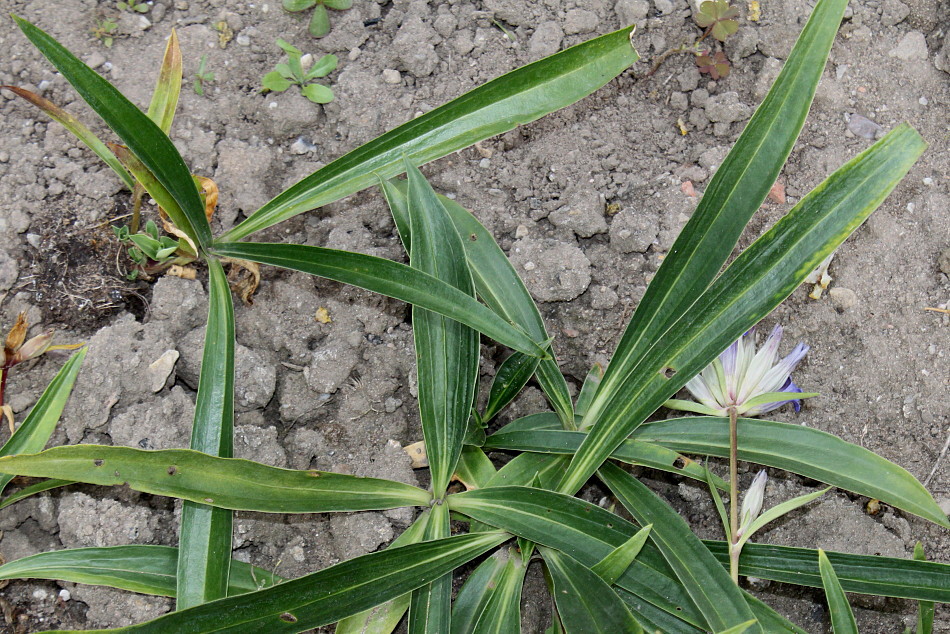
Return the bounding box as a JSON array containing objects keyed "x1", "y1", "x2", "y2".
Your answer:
[
  {"x1": 14, "y1": 330, "x2": 54, "y2": 363},
  {"x1": 738, "y1": 470, "x2": 767, "y2": 537}
]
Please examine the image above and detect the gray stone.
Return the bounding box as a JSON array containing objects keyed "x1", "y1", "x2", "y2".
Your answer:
[
  {"x1": 548, "y1": 187, "x2": 608, "y2": 238},
  {"x1": 284, "y1": 427, "x2": 328, "y2": 470},
  {"x1": 234, "y1": 345, "x2": 277, "y2": 411},
  {"x1": 71, "y1": 585, "x2": 171, "y2": 628},
  {"x1": 58, "y1": 493, "x2": 159, "y2": 548},
  {"x1": 610, "y1": 208, "x2": 659, "y2": 253},
  {"x1": 0, "y1": 250, "x2": 18, "y2": 291},
  {"x1": 110, "y1": 386, "x2": 193, "y2": 450},
  {"x1": 563, "y1": 9, "x2": 599, "y2": 35},
  {"x1": 937, "y1": 247, "x2": 950, "y2": 276},
  {"x1": 508, "y1": 238, "x2": 592, "y2": 302},
  {"x1": 846, "y1": 113, "x2": 883, "y2": 140},
  {"x1": 329, "y1": 512, "x2": 394, "y2": 560},
  {"x1": 615, "y1": 0, "x2": 650, "y2": 23},
  {"x1": 881, "y1": 0, "x2": 910, "y2": 27},
  {"x1": 382, "y1": 69, "x2": 401, "y2": 84},
  {"x1": 235, "y1": 425, "x2": 287, "y2": 468},
  {"x1": 214, "y1": 138, "x2": 275, "y2": 225},
  {"x1": 589, "y1": 285, "x2": 619, "y2": 310},
  {"x1": 304, "y1": 338, "x2": 359, "y2": 394},
  {"x1": 829, "y1": 287, "x2": 858, "y2": 312},
  {"x1": 935, "y1": 32, "x2": 950, "y2": 74},
  {"x1": 528, "y1": 21, "x2": 564, "y2": 58},
  {"x1": 889, "y1": 31, "x2": 928, "y2": 61},
  {"x1": 704, "y1": 91, "x2": 752, "y2": 124},
  {"x1": 392, "y1": 16, "x2": 440, "y2": 77},
  {"x1": 483, "y1": 0, "x2": 529, "y2": 26},
  {"x1": 653, "y1": 0, "x2": 675, "y2": 15}
]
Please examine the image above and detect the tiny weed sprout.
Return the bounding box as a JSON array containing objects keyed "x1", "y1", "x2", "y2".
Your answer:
[
  {"x1": 116, "y1": 1, "x2": 148, "y2": 14},
  {"x1": 1, "y1": 1, "x2": 947, "y2": 632},
  {"x1": 650, "y1": 0, "x2": 739, "y2": 78},
  {"x1": 262, "y1": 39, "x2": 337, "y2": 104},
  {"x1": 282, "y1": 0, "x2": 353, "y2": 39},
  {"x1": 192, "y1": 54, "x2": 214, "y2": 96},
  {"x1": 91, "y1": 18, "x2": 117, "y2": 48}
]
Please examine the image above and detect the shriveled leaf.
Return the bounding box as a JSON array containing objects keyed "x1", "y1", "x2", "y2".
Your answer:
[{"x1": 146, "y1": 30, "x2": 182, "y2": 134}]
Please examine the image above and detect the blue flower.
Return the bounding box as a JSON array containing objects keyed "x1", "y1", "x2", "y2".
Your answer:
[{"x1": 666, "y1": 325, "x2": 813, "y2": 417}]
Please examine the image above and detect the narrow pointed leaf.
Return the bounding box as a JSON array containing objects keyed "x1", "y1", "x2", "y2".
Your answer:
[
  {"x1": 3, "y1": 87, "x2": 135, "y2": 189},
  {"x1": 818, "y1": 550, "x2": 858, "y2": 634},
  {"x1": 177, "y1": 259, "x2": 234, "y2": 609},
  {"x1": 13, "y1": 16, "x2": 210, "y2": 246},
  {"x1": 210, "y1": 242, "x2": 546, "y2": 358},
  {"x1": 0, "y1": 478, "x2": 74, "y2": 510},
  {"x1": 913, "y1": 543, "x2": 935, "y2": 634},
  {"x1": 591, "y1": 524, "x2": 652, "y2": 585},
  {"x1": 406, "y1": 161, "x2": 479, "y2": 497},
  {"x1": 634, "y1": 416, "x2": 950, "y2": 528},
  {"x1": 483, "y1": 352, "x2": 539, "y2": 422},
  {"x1": 0, "y1": 445, "x2": 430, "y2": 512},
  {"x1": 0, "y1": 546, "x2": 282, "y2": 597},
  {"x1": 574, "y1": 363, "x2": 604, "y2": 419},
  {"x1": 484, "y1": 428, "x2": 727, "y2": 489},
  {"x1": 738, "y1": 487, "x2": 829, "y2": 547},
  {"x1": 146, "y1": 30, "x2": 182, "y2": 134},
  {"x1": 387, "y1": 181, "x2": 573, "y2": 427},
  {"x1": 471, "y1": 550, "x2": 525, "y2": 634},
  {"x1": 599, "y1": 462, "x2": 760, "y2": 632},
  {"x1": 335, "y1": 514, "x2": 430, "y2": 634},
  {"x1": 80, "y1": 532, "x2": 509, "y2": 633},
  {"x1": 409, "y1": 505, "x2": 453, "y2": 634},
  {"x1": 451, "y1": 551, "x2": 509, "y2": 634},
  {"x1": 704, "y1": 541, "x2": 950, "y2": 602},
  {"x1": 221, "y1": 26, "x2": 638, "y2": 241},
  {"x1": 541, "y1": 547, "x2": 642, "y2": 634},
  {"x1": 454, "y1": 446, "x2": 496, "y2": 490},
  {"x1": 716, "y1": 621, "x2": 758, "y2": 634},
  {"x1": 560, "y1": 124, "x2": 926, "y2": 495},
  {"x1": 0, "y1": 348, "x2": 86, "y2": 495},
  {"x1": 586, "y1": 0, "x2": 850, "y2": 432}
]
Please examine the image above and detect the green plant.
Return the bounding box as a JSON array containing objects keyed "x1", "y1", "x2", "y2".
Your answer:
[
  {"x1": 91, "y1": 17, "x2": 117, "y2": 48},
  {"x1": 117, "y1": 1, "x2": 148, "y2": 13},
  {"x1": 192, "y1": 54, "x2": 214, "y2": 96},
  {"x1": 1, "y1": 2, "x2": 947, "y2": 633},
  {"x1": 649, "y1": 0, "x2": 740, "y2": 79},
  {"x1": 282, "y1": 0, "x2": 352, "y2": 38},
  {"x1": 261, "y1": 39, "x2": 337, "y2": 104}
]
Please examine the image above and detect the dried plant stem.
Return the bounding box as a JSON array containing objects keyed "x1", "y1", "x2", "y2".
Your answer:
[
  {"x1": 646, "y1": 25, "x2": 714, "y2": 77},
  {"x1": 729, "y1": 405, "x2": 740, "y2": 585}
]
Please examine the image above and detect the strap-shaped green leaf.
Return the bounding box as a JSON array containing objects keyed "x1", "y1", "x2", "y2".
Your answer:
[
  {"x1": 409, "y1": 505, "x2": 453, "y2": 633},
  {"x1": 633, "y1": 417, "x2": 949, "y2": 528},
  {"x1": 454, "y1": 446, "x2": 496, "y2": 490},
  {"x1": 591, "y1": 525, "x2": 652, "y2": 586},
  {"x1": 484, "y1": 428, "x2": 726, "y2": 489},
  {"x1": 210, "y1": 242, "x2": 547, "y2": 359},
  {"x1": 913, "y1": 543, "x2": 935, "y2": 634},
  {"x1": 599, "y1": 462, "x2": 760, "y2": 633},
  {"x1": 146, "y1": 30, "x2": 182, "y2": 134},
  {"x1": 73, "y1": 532, "x2": 509, "y2": 633},
  {"x1": 0, "y1": 545, "x2": 282, "y2": 598},
  {"x1": 0, "y1": 478, "x2": 74, "y2": 509},
  {"x1": 177, "y1": 259, "x2": 235, "y2": 609},
  {"x1": 221, "y1": 26, "x2": 638, "y2": 241},
  {"x1": 0, "y1": 445, "x2": 430, "y2": 512},
  {"x1": 405, "y1": 161, "x2": 479, "y2": 497},
  {"x1": 451, "y1": 547, "x2": 524, "y2": 634},
  {"x1": 0, "y1": 348, "x2": 86, "y2": 495},
  {"x1": 559, "y1": 124, "x2": 926, "y2": 496},
  {"x1": 586, "y1": 0, "x2": 850, "y2": 431},
  {"x1": 704, "y1": 541, "x2": 950, "y2": 603},
  {"x1": 818, "y1": 550, "x2": 858, "y2": 634},
  {"x1": 541, "y1": 547, "x2": 642, "y2": 634},
  {"x1": 13, "y1": 16, "x2": 210, "y2": 247},
  {"x1": 482, "y1": 352, "x2": 540, "y2": 423}
]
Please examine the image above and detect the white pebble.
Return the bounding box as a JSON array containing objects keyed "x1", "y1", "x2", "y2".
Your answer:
[
  {"x1": 919, "y1": 96, "x2": 928, "y2": 106},
  {"x1": 382, "y1": 69, "x2": 401, "y2": 84},
  {"x1": 59, "y1": 589, "x2": 71, "y2": 602},
  {"x1": 33, "y1": 589, "x2": 48, "y2": 600},
  {"x1": 922, "y1": 177, "x2": 934, "y2": 186}
]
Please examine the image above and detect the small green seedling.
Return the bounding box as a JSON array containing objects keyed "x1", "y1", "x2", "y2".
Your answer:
[
  {"x1": 282, "y1": 0, "x2": 353, "y2": 39},
  {"x1": 193, "y1": 54, "x2": 214, "y2": 96},
  {"x1": 113, "y1": 220, "x2": 197, "y2": 280},
  {"x1": 91, "y1": 18, "x2": 118, "y2": 48},
  {"x1": 261, "y1": 39, "x2": 336, "y2": 104},
  {"x1": 649, "y1": 0, "x2": 739, "y2": 79},
  {"x1": 117, "y1": 1, "x2": 149, "y2": 13}
]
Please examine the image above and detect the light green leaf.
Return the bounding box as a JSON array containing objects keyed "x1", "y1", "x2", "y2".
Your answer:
[
  {"x1": 737, "y1": 487, "x2": 829, "y2": 549},
  {"x1": 591, "y1": 524, "x2": 652, "y2": 585},
  {"x1": 283, "y1": 0, "x2": 315, "y2": 11},
  {"x1": 634, "y1": 416, "x2": 950, "y2": 528},
  {"x1": 913, "y1": 542, "x2": 934, "y2": 634},
  {"x1": 13, "y1": 16, "x2": 209, "y2": 246},
  {"x1": 177, "y1": 259, "x2": 235, "y2": 610},
  {"x1": 0, "y1": 445, "x2": 431, "y2": 512},
  {"x1": 409, "y1": 505, "x2": 453, "y2": 633},
  {"x1": 574, "y1": 363, "x2": 604, "y2": 420},
  {"x1": 541, "y1": 547, "x2": 642, "y2": 634},
  {"x1": 210, "y1": 241, "x2": 547, "y2": 359},
  {"x1": 146, "y1": 30, "x2": 182, "y2": 134},
  {"x1": 221, "y1": 26, "x2": 638, "y2": 241},
  {"x1": 0, "y1": 478, "x2": 74, "y2": 510},
  {"x1": 310, "y1": 3, "x2": 331, "y2": 37},
  {"x1": 454, "y1": 446, "x2": 496, "y2": 490},
  {"x1": 0, "y1": 546, "x2": 282, "y2": 597},
  {"x1": 818, "y1": 550, "x2": 858, "y2": 634},
  {"x1": 716, "y1": 621, "x2": 759, "y2": 634},
  {"x1": 324, "y1": 0, "x2": 353, "y2": 9},
  {"x1": 87, "y1": 532, "x2": 509, "y2": 633},
  {"x1": 262, "y1": 70, "x2": 292, "y2": 92},
  {"x1": 3, "y1": 87, "x2": 135, "y2": 190},
  {"x1": 301, "y1": 83, "x2": 334, "y2": 103},
  {"x1": 305, "y1": 53, "x2": 338, "y2": 80},
  {"x1": 599, "y1": 463, "x2": 760, "y2": 633},
  {"x1": 584, "y1": 0, "x2": 849, "y2": 434},
  {"x1": 0, "y1": 348, "x2": 86, "y2": 495},
  {"x1": 559, "y1": 123, "x2": 926, "y2": 496}
]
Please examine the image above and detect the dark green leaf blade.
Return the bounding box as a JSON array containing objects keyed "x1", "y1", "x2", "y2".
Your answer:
[
  {"x1": 0, "y1": 545, "x2": 282, "y2": 598},
  {"x1": 177, "y1": 259, "x2": 235, "y2": 609},
  {"x1": 633, "y1": 416, "x2": 949, "y2": 528},
  {"x1": 599, "y1": 462, "x2": 759, "y2": 633},
  {"x1": 222, "y1": 27, "x2": 638, "y2": 241},
  {"x1": 0, "y1": 445, "x2": 431, "y2": 512},
  {"x1": 0, "y1": 348, "x2": 86, "y2": 494},
  {"x1": 541, "y1": 547, "x2": 642, "y2": 634},
  {"x1": 83, "y1": 532, "x2": 509, "y2": 633},
  {"x1": 450, "y1": 550, "x2": 508, "y2": 634},
  {"x1": 210, "y1": 242, "x2": 547, "y2": 358},
  {"x1": 409, "y1": 505, "x2": 453, "y2": 634},
  {"x1": 591, "y1": 524, "x2": 652, "y2": 585},
  {"x1": 914, "y1": 542, "x2": 935, "y2": 634},
  {"x1": 13, "y1": 16, "x2": 210, "y2": 246},
  {"x1": 406, "y1": 161, "x2": 479, "y2": 497},
  {"x1": 483, "y1": 352, "x2": 539, "y2": 423},
  {"x1": 586, "y1": 0, "x2": 850, "y2": 433},
  {"x1": 559, "y1": 124, "x2": 926, "y2": 496},
  {"x1": 818, "y1": 550, "x2": 858, "y2": 634}
]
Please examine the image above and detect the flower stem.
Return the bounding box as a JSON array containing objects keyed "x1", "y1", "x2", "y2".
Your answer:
[{"x1": 728, "y1": 405, "x2": 740, "y2": 584}]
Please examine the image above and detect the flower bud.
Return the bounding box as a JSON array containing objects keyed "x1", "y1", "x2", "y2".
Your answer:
[
  {"x1": 14, "y1": 330, "x2": 54, "y2": 363},
  {"x1": 738, "y1": 470, "x2": 767, "y2": 537}
]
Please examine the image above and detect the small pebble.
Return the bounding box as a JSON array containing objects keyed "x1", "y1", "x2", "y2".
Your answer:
[
  {"x1": 59, "y1": 589, "x2": 71, "y2": 602},
  {"x1": 347, "y1": 48, "x2": 361, "y2": 61},
  {"x1": 515, "y1": 224, "x2": 529, "y2": 239},
  {"x1": 922, "y1": 177, "x2": 934, "y2": 186},
  {"x1": 919, "y1": 96, "x2": 928, "y2": 106},
  {"x1": 32, "y1": 589, "x2": 48, "y2": 600},
  {"x1": 478, "y1": 158, "x2": 491, "y2": 169},
  {"x1": 0, "y1": 151, "x2": 9, "y2": 163},
  {"x1": 382, "y1": 69, "x2": 401, "y2": 84},
  {"x1": 829, "y1": 287, "x2": 858, "y2": 312},
  {"x1": 236, "y1": 34, "x2": 250, "y2": 46},
  {"x1": 846, "y1": 113, "x2": 882, "y2": 139}
]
